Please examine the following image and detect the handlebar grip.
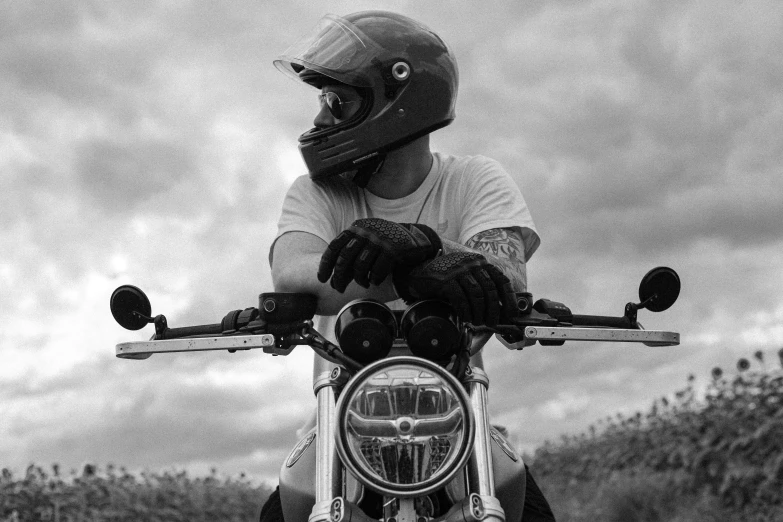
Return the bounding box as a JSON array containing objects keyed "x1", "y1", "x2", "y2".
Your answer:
[
  {"x1": 155, "y1": 323, "x2": 224, "y2": 339},
  {"x1": 571, "y1": 314, "x2": 635, "y2": 329}
]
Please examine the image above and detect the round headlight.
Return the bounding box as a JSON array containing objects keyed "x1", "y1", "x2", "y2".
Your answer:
[{"x1": 334, "y1": 357, "x2": 474, "y2": 497}]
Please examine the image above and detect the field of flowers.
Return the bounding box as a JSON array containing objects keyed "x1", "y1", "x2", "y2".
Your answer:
[
  {"x1": 3, "y1": 349, "x2": 782, "y2": 521},
  {"x1": 0, "y1": 465, "x2": 272, "y2": 521},
  {"x1": 532, "y1": 348, "x2": 783, "y2": 522}
]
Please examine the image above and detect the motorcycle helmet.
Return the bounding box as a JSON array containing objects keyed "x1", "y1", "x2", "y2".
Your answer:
[{"x1": 274, "y1": 11, "x2": 459, "y2": 181}]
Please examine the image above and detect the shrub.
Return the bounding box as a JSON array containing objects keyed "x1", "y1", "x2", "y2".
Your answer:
[
  {"x1": 532, "y1": 349, "x2": 783, "y2": 521},
  {"x1": 0, "y1": 464, "x2": 273, "y2": 521}
]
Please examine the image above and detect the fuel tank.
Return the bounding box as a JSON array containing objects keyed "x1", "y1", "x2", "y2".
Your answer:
[
  {"x1": 278, "y1": 427, "x2": 317, "y2": 522},
  {"x1": 278, "y1": 425, "x2": 526, "y2": 520},
  {"x1": 489, "y1": 426, "x2": 526, "y2": 522}
]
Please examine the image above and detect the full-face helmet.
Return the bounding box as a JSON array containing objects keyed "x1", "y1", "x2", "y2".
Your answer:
[{"x1": 274, "y1": 11, "x2": 459, "y2": 181}]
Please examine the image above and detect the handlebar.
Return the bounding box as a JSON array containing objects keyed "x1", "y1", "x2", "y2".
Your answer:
[
  {"x1": 112, "y1": 265, "x2": 682, "y2": 361},
  {"x1": 148, "y1": 305, "x2": 639, "y2": 343},
  {"x1": 113, "y1": 300, "x2": 679, "y2": 361}
]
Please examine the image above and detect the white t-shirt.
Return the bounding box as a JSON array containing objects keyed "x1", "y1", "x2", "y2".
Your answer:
[{"x1": 271, "y1": 152, "x2": 540, "y2": 350}]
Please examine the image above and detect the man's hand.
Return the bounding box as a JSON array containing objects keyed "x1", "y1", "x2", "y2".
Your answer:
[
  {"x1": 318, "y1": 218, "x2": 443, "y2": 292},
  {"x1": 392, "y1": 251, "x2": 518, "y2": 326}
]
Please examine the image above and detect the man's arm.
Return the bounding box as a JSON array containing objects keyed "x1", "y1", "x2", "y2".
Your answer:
[
  {"x1": 271, "y1": 231, "x2": 397, "y2": 316},
  {"x1": 390, "y1": 226, "x2": 526, "y2": 325},
  {"x1": 441, "y1": 227, "x2": 528, "y2": 292}
]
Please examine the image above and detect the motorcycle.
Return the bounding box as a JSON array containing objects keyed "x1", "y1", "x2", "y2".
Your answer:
[{"x1": 110, "y1": 267, "x2": 681, "y2": 521}]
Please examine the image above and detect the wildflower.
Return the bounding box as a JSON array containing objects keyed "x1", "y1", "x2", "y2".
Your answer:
[{"x1": 737, "y1": 358, "x2": 750, "y2": 372}]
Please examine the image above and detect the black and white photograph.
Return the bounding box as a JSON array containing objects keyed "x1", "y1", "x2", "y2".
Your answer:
[{"x1": 2, "y1": 1, "x2": 782, "y2": 520}]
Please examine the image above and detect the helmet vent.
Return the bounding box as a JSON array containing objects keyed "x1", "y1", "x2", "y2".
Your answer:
[{"x1": 392, "y1": 62, "x2": 411, "y2": 81}]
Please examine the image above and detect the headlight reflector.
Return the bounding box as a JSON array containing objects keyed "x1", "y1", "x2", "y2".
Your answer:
[{"x1": 335, "y1": 357, "x2": 474, "y2": 497}]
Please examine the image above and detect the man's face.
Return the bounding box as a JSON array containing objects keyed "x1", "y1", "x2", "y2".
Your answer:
[{"x1": 314, "y1": 84, "x2": 363, "y2": 129}]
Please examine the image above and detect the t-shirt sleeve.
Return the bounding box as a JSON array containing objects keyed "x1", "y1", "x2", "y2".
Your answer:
[
  {"x1": 269, "y1": 175, "x2": 340, "y2": 266},
  {"x1": 459, "y1": 156, "x2": 541, "y2": 261}
]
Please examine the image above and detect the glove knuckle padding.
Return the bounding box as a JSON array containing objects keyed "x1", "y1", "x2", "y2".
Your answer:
[
  {"x1": 371, "y1": 253, "x2": 394, "y2": 285},
  {"x1": 317, "y1": 218, "x2": 443, "y2": 290},
  {"x1": 459, "y1": 272, "x2": 485, "y2": 324},
  {"x1": 353, "y1": 245, "x2": 380, "y2": 287},
  {"x1": 485, "y1": 265, "x2": 517, "y2": 322},
  {"x1": 393, "y1": 250, "x2": 520, "y2": 326},
  {"x1": 335, "y1": 237, "x2": 363, "y2": 269},
  {"x1": 475, "y1": 269, "x2": 500, "y2": 326},
  {"x1": 352, "y1": 218, "x2": 438, "y2": 257},
  {"x1": 444, "y1": 279, "x2": 471, "y2": 321},
  {"x1": 352, "y1": 218, "x2": 410, "y2": 248},
  {"x1": 425, "y1": 251, "x2": 483, "y2": 278},
  {"x1": 332, "y1": 237, "x2": 365, "y2": 291},
  {"x1": 318, "y1": 232, "x2": 353, "y2": 282}
]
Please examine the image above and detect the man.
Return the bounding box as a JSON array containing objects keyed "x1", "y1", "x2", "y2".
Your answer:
[{"x1": 264, "y1": 11, "x2": 555, "y2": 522}]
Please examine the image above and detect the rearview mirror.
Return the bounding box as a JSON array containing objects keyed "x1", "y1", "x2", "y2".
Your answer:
[
  {"x1": 110, "y1": 285, "x2": 152, "y2": 330},
  {"x1": 638, "y1": 267, "x2": 680, "y2": 312}
]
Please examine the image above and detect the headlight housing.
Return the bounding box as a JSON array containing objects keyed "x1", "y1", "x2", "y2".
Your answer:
[{"x1": 335, "y1": 357, "x2": 474, "y2": 497}]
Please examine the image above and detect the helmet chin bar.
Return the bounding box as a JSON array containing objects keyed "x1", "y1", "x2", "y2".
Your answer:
[{"x1": 300, "y1": 118, "x2": 454, "y2": 182}]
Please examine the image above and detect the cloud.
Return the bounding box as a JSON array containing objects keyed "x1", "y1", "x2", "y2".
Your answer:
[
  {"x1": 1, "y1": 342, "x2": 315, "y2": 481},
  {"x1": 447, "y1": 0, "x2": 783, "y2": 258},
  {"x1": 75, "y1": 138, "x2": 197, "y2": 210}
]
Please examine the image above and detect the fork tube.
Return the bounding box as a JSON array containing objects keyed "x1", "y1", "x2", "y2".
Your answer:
[
  {"x1": 314, "y1": 372, "x2": 342, "y2": 502},
  {"x1": 465, "y1": 367, "x2": 495, "y2": 496}
]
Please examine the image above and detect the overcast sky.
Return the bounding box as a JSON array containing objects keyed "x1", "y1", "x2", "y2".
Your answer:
[{"x1": 2, "y1": 0, "x2": 782, "y2": 485}]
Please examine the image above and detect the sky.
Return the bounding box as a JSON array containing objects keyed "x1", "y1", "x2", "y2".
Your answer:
[{"x1": 2, "y1": 0, "x2": 782, "y2": 486}]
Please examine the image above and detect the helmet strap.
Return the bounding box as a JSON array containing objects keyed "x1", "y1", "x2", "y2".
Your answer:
[{"x1": 351, "y1": 155, "x2": 386, "y2": 188}]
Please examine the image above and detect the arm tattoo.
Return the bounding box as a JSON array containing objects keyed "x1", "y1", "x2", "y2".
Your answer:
[{"x1": 441, "y1": 228, "x2": 528, "y2": 291}]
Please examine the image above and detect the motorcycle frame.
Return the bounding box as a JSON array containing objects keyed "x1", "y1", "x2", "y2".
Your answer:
[
  {"x1": 115, "y1": 325, "x2": 678, "y2": 521},
  {"x1": 301, "y1": 341, "x2": 514, "y2": 522}
]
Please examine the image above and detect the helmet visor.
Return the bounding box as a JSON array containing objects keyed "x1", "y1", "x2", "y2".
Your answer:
[{"x1": 274, "y1": 14, "x2": 384, "y2": 87}]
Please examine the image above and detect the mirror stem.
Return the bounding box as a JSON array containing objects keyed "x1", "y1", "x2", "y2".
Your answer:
[
  {"x1": 153, "y1": 314, "x2": 169, "y2": 337},
  {"x1": 624, "y1": 302, "x2": 639, "y2": 327}
]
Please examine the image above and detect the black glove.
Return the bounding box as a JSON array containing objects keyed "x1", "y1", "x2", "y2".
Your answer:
[
  {"x1": 318, "y1": 218, "x2": 443, "y2": 292},
  {"x1": 393, "y1": 251, "x2": 518, "y2": 327}
]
